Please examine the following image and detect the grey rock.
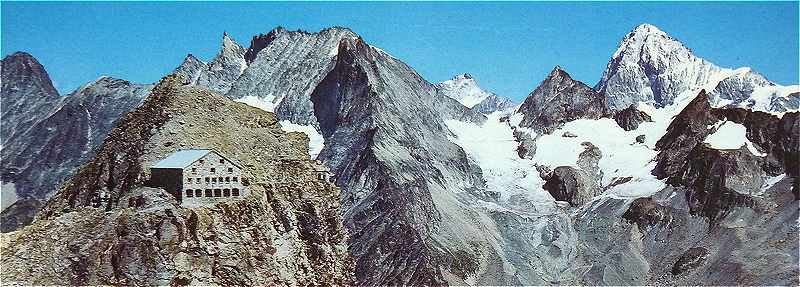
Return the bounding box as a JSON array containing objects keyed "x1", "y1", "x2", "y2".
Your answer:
[
  {"x1": 517, "y1": 66, "x2": 608, "y2": 134},
  {"x1": 1, "y1": 52, "x2": 61, "y2": 152},
  {"x1": 613, "y1": 104, "x2": 653, "y2": 131},
  {"x1": 195, "y1": 32, "x2": 247, "y2": 95},
  {"x1": 1, "y1": 73, "x2": 151, "y2": 231},
  {"x1": 543, "y1": 166, "x2": 600, "y2": 207},
  {"x1": 171, "y1": 54, "x2": 206, "y2": 84},
  {"x1": 635, "y1": 135, "x2": 646, "y2": 144},
  {"x1": 595, "y1": 24, "x2": 723, "y2": 110},
  {"x1": 562, "y1": 131, "x2": 577, "y2": 138}
]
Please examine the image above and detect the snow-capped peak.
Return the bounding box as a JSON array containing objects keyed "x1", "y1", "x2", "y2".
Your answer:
[
  {"x1": 435, "y1": 73, "x2": 515, "y2": 113},
  {"x1": 611, "y1": 23, "x2": 685, "y2": 60},
  {"x1": 435, "y1": 73, "x2": 491, "y2": 108}
]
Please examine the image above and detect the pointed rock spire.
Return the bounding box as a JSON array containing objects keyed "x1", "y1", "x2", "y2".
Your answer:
[
  {"x1": 596, "y1": 23, "x2": 723, "y2": 110},
  {"x1": 517, "y1": 65, "x2": 608, "y2": 133}
]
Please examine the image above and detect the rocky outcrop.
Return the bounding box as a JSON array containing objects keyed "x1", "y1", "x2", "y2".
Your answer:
[
  {"x1": 622, "y1": 197, "x2": 673, "y2": 230},
  {"x1": 613, "y1": 104, "x2": 653, "y2": 131},
  {"x1": 543, "y1": 166, "x2": 599, "y2": 207},
  {"x1": 517, "y1": 66, "x2": 608, "y2": 134},
  {"x1": 543, "y1": 142, "x2": 603, "y2": 207},
  {"x1": 1, "y1": 52, "x2": 61, "y2": 148},
  {"x1": 171, "y1": 54, "x2": 206, "y2": 84},
  {"x1": 653, "y1": 90, "x2": 718, "y2": 180},
  {"x1": 2, "y1": 75, "x2": 353, "y2": 285},
  {"x1": 195, "y1": 33, "x2": 247, "y2": 95}
]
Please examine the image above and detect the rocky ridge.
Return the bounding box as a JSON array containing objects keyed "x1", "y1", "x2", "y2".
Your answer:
[
  {"x1": 1, "y1": 75, "x2": 353, "y2": 285},
  {"x1": 1, "y1": 68, "x2": 151, "y2": 232}
]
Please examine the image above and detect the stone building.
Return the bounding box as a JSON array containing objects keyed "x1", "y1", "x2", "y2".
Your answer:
[
  {"x1": 149, "y1": 149, "x2": 248, "y2": 205},
  {"x1": 312, "y1": 160, "x2": 334, "y2": 182}
]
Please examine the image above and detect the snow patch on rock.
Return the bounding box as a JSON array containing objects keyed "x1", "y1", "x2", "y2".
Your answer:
[
  {"x1": 235, "y1": 94, "x2": 279, "y2": 112},
  {"x1": 704, "y1": 120, "x2": 766, "y2": 156},
  {"x1": 445, "y1": 114, "x2": 553, "y2": 203},
  {"x1": 279, "y1": 121, "x2": 325, "y2": 159}
]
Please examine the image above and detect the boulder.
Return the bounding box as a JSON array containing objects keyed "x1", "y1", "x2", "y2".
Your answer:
[{"x1": 613, "y1": 104, "x2": 653, "y2": 131}]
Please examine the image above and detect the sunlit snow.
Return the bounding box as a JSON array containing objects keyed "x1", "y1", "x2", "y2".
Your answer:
[
  {"x1": 704, "y1": 120, "x2": 766, "y2": 156},
  {"x1": 279, "y1": 121, "x2": 325, "y2": 159},
  {"x1": 235, "y1": 94, "x2": 279, "y2": 112},
  {"x1": 446, "y1": 113, "x2": 553, "y2": 203},
  {"x1": 235, "y1": 95, "x2": 323, "y2": 158}
]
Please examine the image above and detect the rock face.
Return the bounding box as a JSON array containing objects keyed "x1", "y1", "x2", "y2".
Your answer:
[
  {"x1": 596, "y1": 23, "x2": 799, "y2": 113},
  {"x1": 595, "y1": 24, "x2": 723, "y2": 110},
  {"x1": 572, "y1": 177, "x2": 798, "y2": 286},
  {"x1": 435, "y1": 73, "x2": 515, "y2": 113},
  {"x1": 517, "y1": 66, "x2": 608, "y2": 134},
  {"x1": 654, "y1": 89, "x2": 799, "y2": 223},
  {"x1": 542, "y1": 142, "x2": 603, "y2": 206},
  {"x1": 653, "y1": 90, "x2": 718, "y2": 179},
  {"x1": 1, "y1": 67, "x2": 151, "y2": 231},
  {"x1": 225, "y1": 28, "x2": 358, "y2": 125},
  {"x1": 194, "y1": 33, "x2": 247, "y2": 95},
  {"x1": 613, "y1": 104, "x2": 653, "y2": 131},
  {"x1": 709, "y1": 68, "x2": 800, "y2": 113},
  {"x1": 1, "y1": 52, "x2": 61, "y2": 150},
  {"x1": 1, "y1": 76, "x2": 353, "y2": 285},
  {"x1": 171, "y1": 54, "x2": 206, "y2": 84}
]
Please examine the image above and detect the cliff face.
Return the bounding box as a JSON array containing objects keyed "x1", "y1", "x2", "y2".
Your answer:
[
  {"x1": 517, "y1": 66, "x2": 608, "y2": 134},
  {"x1": 1, "y1": 61, "x2": 151, "y2": 232},
  {"x1": 1, "y1": 76, "x2": 353, "y2": 285}
]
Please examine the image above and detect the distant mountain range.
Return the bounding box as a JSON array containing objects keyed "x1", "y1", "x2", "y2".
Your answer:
[{"x1": 1, "y1": 23, "x2": 798, "y2": 286}]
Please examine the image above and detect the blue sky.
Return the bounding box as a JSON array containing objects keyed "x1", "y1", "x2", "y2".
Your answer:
[{"x1": 2, "y1": 2, "x2": 798, "y2": 102}]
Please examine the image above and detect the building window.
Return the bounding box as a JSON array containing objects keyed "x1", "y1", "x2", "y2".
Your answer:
[
  {"x1": 210, "y1": 168, "x2": 216, "y2": 173},
  {"x1": 205, "y1": 177, "x2": 210, "y2": 183},
  {"x1": 225, "y1": 177, "x2": 230, "y2": 182},
  {"x1": 232, "y1": 188, "x2": 240, "y2": 196},
  {"x1": 186, "y1": 190, "x2": 193, "y2": 198},
  {"x1": 228, "y1": 167, "x2": 233, "y2": 173},
  {"x1": 212, "y1": 177, "x2": 217, "y2": 183},
  {"x1": 205, "y1": 189, "x2": 212, "y2": 197},
  {"x1": 196, "y1": 178, "x2": 201, "y2": 183},
  {"x1": 199, "y1": 159, "x2": 204, "y2": 164},
  {"x1": 195, "y1": 189, "x2": 202, "y2": 197},
  {"x1": 214, "y1": 189, "x2": 222, "y2": 197},
  {"x1": 223, "y1": 189, "x2": 230, "y2": 197},
  {"x1": 233, "y1": 177, "x2": 238, "y2": 182},
  {"x1": 191, "y1": 168, "x2": 197, "y2": 173},
  {"x1": 220, "y1": 159, "x2": 225, "y2": 164},
  {"x1": 218, "y1": 177, "x2": 223, "y2": 183}
]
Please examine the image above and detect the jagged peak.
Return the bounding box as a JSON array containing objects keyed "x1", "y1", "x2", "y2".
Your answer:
[
  {"x1": 221, "y1": 32, "x2": 242, "y2": 49},
  {"x1": 546, "y1": 65, "x2": 572, "y2": 81}
]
